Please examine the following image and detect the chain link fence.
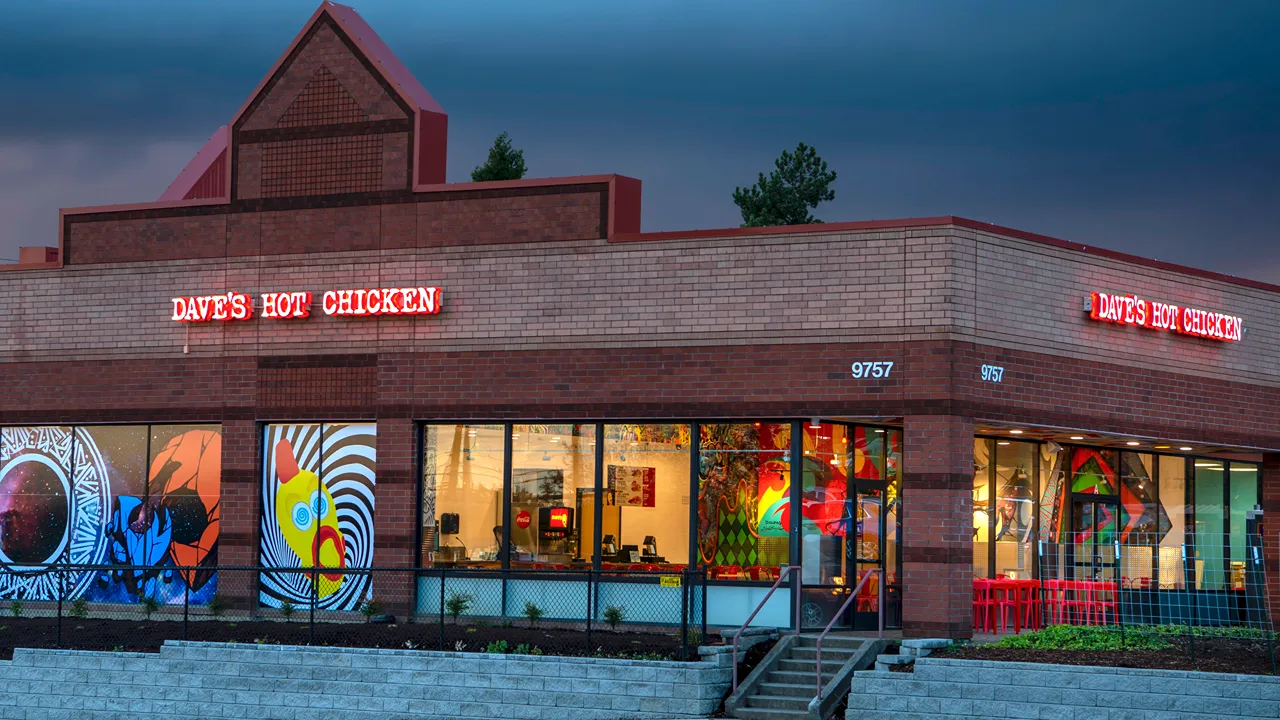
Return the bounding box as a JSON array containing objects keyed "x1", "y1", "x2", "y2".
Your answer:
[{"x1": 0, "y1": 565, "x2": 708, "y2": 661}]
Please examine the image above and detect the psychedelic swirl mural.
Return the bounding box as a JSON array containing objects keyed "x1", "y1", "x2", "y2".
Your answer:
[
  {"x1": 0, "y1": 425, "x2": 221, "y2": 604},
  {"x1": 259, "y1": 423, "x2": 375, "y2": 611}
]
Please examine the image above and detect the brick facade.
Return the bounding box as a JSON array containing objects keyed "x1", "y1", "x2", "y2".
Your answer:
[{"x1": 3, "y1": 2, "x2": 1276, "y2": 635}]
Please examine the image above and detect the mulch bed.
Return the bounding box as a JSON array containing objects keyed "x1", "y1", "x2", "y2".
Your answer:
[
  {"x1": 0, "y1": 617, "x2": 693, "y2": 661},
  {"x1": 934, "y1": 636, "x2": 1278, "y2": 675}
]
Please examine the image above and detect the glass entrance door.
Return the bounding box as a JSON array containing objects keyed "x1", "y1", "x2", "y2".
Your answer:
[
  {"x1": 1069, "y1": 495, "x2": 1119, "y2": 582},
  {"x1": 849, "y1": 481, "x2": 886, "y2": 630}
]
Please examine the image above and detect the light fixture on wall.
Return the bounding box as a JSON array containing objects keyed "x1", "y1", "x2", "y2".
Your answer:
[{"x1": 811, "y1": 418, "x2": 821, "y2": 428}]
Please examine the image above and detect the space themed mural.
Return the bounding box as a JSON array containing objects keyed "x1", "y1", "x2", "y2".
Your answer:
[
  {"x1": 0, "y1": 424, "x2": 221, "y2": 603},
  {"x1": 259, "y1": 423, "x2": 376, "y2": 611}
]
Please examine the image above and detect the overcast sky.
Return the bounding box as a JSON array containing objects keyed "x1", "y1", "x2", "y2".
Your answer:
[{"x1": 1, "y1": 0, "x2": 1277, "y2": 281}]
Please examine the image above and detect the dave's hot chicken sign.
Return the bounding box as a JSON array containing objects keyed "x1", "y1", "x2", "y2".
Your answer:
[
  {"x1": 1087, "y1": 291, "x2": 1242, "y2": 342},
  {"x1": 171, "y1": 287, "x2": 442, "y2": 322}
]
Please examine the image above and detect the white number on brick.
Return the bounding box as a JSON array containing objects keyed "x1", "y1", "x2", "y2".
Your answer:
[
  {"x1": 851, "y1": 361, "x2": 893, "y2": 379},
  {"x1": 981, "y1": 364, "x2": 1005, "y2": 383}
]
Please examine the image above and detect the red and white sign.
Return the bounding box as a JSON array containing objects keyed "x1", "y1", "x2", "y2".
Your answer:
[
  {"x1": 171, "y1": 286, "x2": 442, "y2": 322},
  {"x1": 1088, "y1": 291, "x2": 1242, "y2": 343},
  {"x1": 515, "y1": 510, "x2": 532, "y2": 529},
  {"x1": 171, "y1": 292, "x2": 253, "y2": 322}
]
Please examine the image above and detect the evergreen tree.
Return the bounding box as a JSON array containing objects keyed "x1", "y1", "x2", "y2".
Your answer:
[
  {"x1": 471, "y1": 131, "x2": 528, "y2": 182},
  {"x1": 732, "y1": 142, "x2": 836, "y2": 227}
]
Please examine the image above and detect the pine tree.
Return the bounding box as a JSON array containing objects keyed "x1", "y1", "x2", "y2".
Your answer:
[
  {"x1": 471, "y1": 132, "x2": 528, "y2": 182},
  {"x1": 732, "y1": 142, "x2": 836, "y2": 227}
]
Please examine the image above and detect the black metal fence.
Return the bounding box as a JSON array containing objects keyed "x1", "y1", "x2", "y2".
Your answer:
[{"x1": 0, "y1": 565, "x2": 708, "y2": 661}]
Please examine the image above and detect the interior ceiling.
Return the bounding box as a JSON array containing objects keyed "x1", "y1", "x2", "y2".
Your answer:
[{"x1": 971, "y1": 421, "x2": 1265, "y2": 462}]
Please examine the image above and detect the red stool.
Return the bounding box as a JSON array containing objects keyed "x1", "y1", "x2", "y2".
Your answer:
[{"x1": 972, "y1": 579, "x2": 995, "y2": 633}]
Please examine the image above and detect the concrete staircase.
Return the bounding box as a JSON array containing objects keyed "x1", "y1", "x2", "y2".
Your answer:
[{"x1": 726, "y1": 635, "x2": 884, "y2": 720}]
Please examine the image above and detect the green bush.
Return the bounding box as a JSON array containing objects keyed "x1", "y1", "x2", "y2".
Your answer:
[
  {"x1": 68, "y1": 598, "x2": 89, "y2": 619},
  {"x1": 513, "y1": 643, "x2": 543, "y2": 656},
  {"x1": 9, "y1": 600, "x2": 23, "y2": 618},
  {"x1": 985, "y1": 624, "x2": 1171, "y2": 651},
  {"x1": 141, "y1": 596, "x2": 161, "y2": 620},
  {"x1": 358, "y1": 599, "x2": 381, "y2": 622},
  {"x1": 485, "y1": 640, "x2": 510, "y2": 654},
  {"x1": 445, "y1": 592, "x2": 473, "y2": 621},
  {"x1": 521, "y1": 601, "x2": 544, "y2": 626},
  {"x1": 279, "y1": 601, "x2": 295, "y2": 622},
  {"x1": 603, "y1": 605, "x2": 625, "y2": 630},
  {"x1": 207, "y1": 594, "x2": 228, "y2": 618}
]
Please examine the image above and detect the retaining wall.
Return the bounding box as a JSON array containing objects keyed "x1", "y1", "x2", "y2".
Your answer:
[
  {"x1": 0, "y1": 640, "x2": 732, "y2": 719},
  {"x1": 848, "y1": 657, "x2": 1280, "y2": 720}
]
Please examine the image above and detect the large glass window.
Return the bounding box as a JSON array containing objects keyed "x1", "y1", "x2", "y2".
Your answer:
[
  {"x1": 698, "y1": 423, "x2": 791, "y2": 580},
  {"x1": 1192, "y1": 459, "x2": 1226, "y2": 590},
  {"x1": 1229, "y1": 462, "x2": 1259, "y2": 591},
  {"x1": 421, "y1": 424, "x2": 506, "y2": 568},
  {"x1": 994, "y1": 441, "x2": 1036, "y2": 580},
  {"x1": 509, "y1": 424, "x2": 594, "y2": 569},
  {"x1": 972, "y1": 438, "x2": 991, "y2": 578},
  {"x1": 1157, "y1": 455, "x2": 1187, "y2": 589},
  {"x1": 601, "y1": 424, "x2": 691, "y2": 568},
  {"x1": 800, "y1": 423, "x2": 851, "y2": 586},
  {"x1": 1118, "y1": 453, "x2": 1159, "y2": 586}
]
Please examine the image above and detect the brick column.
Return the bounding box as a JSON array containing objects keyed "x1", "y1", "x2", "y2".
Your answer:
[
  {"x1": 372, "y1": 416, "x2": 418, "y2": 619},
  {"x1": 901, "y1": 414, "x2": 974, "y2": 639},
  {"x1": 219, "y1": 417, "x2": 262, "y2": 614},
  {"x1": 1262, "y1": 453, "x2": 1280, "y2": 625}
]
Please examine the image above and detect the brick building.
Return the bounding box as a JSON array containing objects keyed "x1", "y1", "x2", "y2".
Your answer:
[{"x1": 1, "y1": 1, "x2": 1276, "y2": 639}]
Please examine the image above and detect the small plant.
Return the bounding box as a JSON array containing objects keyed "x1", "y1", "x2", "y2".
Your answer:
[
  {"x1": 513, "y1": 643, "x2": 543, "y2": 656},
  {"x1": 207, "y1": 594, "x2": 228, "y2": 618},
  {"x1": 359, "y1": 599, "x2": 382, "y2": 623},
  {"x1": 603, "y1": 604, "x2": 625, "y2": 630},
  {"x1": 684, "y1": 627, "x2": 703, "y2": 647},
  {"x1": 403, "y1": 640, "x2": 419, "y2": 650},
  {"x1": 445, "y1": 591, "x2": 473, "y2": 621},
  {"x1": 453, "y1": 640, "x2": 467, "y2": 652},
  {"x1": 521, "y1": 601, "x2": 544, "y2": 626},
  {"x1": 141, "y1": 596, "x2": 161, "y2": 620},
  {"x1": 111, "y1": 645, "x2": 124, "y2": 652},
  {"x1": 254, "y1": 637, "x2": 270, "y2": 645},
  {"x1": 465, "y1": 627, "x2": 476, "y2": 633},
  {"x1": 279, "y1": 601, "x2": 295, "y2": 622},
  {"x1": 986, "y1": 624, "x2": 1171, "y2": 652},
  {"x1": 485, "y1": 639, "x2": 510, "y2": 654},
  {"x1": 9, "y1": 600, "x2": 23, "y2": 618},
  {"x1": 69, "y1": 598, "x2": 89, "y2": 619}
]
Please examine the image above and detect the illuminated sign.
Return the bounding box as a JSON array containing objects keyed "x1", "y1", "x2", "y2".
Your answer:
[
  {"x1": 546, "y1": 507, "x2": 570, "y2": 529},
  {"x1": 172, "y1": 287, "x2": 441, "y2": 323},
  {"x1": 537, "y1": 506, "x2": 574, "y2": 538},
  {"x1": 1087, "y1": 292, "x2": 1242, "y2": 343}
]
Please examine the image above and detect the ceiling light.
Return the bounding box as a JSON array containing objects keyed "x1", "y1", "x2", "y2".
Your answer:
[
  {"x1": 1194, "y1": 462, "x2": 1222, "y2": 469},
  {"x1": 1154, "y1": 445, "x2": 1170, "y2": 450},
  {"x1": 874, "y1": 429, "x2": 884, "y2": 433},
  {"x1": 1070, "y1": 436, "x2": 1084, "y2": 441},
  {"x1": 997, "y1": 441, "x2": 1011, "y2": 446},
  {"x1": 829, "y1": 458, "x2": 839, "y2": 466},
  {"x1": 1126, "y1": 441, "x2": 1140, "y2": 446},
  {"x1": 1179, "y1": 447, "x2": 1193, "y2": 451},
  {"x1": 1009, "y1": 430, "x2": 1023, "y2": 435}
]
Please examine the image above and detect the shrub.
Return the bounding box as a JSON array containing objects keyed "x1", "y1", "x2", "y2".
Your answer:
[
  {"x1": 485, "y1": 640, "x2": 510, "y2": 654},
  {"x1": 279, "y1": 601, "x2": 295, "y2": 622},
  {"x1": 68, "y1": 598, "x2": 89, "y2": 619},
  {"x1": 207, "y1": 594, "x2": 228, "y2": 618},
  {"x1": 985, "y1": 624, "x2": 1172, "y2": 652},
  {"x1": 454, "y1": 640, "x2": 467, "y2": 652},
  {"x1": 513, "y1": 643, "x2": 543, "y2": 656},
  {"x1": 521, "y1": 602, "x2": 544, "y2": 626},
  {"x1": 684, "y1": 627, "x2": 703, "y2": 647},
  {"x1": 603, "y1": 604, "x2": 625, "y2": 630},
  {"x1": 445, "y1": 591, "x2": 473, "y2": 621},
  {"x1": 141, "y1": 596, "x2": 161, "y2": 620},
  {"x1": 358, "y1": 599, "x2": 382, "y2": 622},
  {"x1": 9, "y1": 600, "x2": 23, "y2": 618}
]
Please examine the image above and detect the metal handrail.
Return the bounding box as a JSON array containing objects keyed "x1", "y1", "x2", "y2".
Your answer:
[
  {"x1": 731, "y1": 565, "x2": 794, "y2": 692},
  {"x1": 814, "y1": 568, "x2": 883, "y2": 700}
]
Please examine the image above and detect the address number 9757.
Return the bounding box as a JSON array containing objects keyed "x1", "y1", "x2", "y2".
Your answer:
[{"x1": 851, "y1": 361, "x2": 893, "y2": 379}]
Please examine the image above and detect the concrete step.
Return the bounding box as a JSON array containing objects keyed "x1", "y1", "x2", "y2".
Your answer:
[
  {"x1": 873, "y1": 653, "x2": 915, "y2": 672},
  {"x1": 744, "y1": 693, "x2": 811, "y2": 711},
  {"x1": 787, "y1": 646, "x2": 855, "y2": 662},
  {"x1": 776, "y1": 657, "x2": 845, "y2": 673},
  {"x1": 756, "y1": 681, "x2": 814, "y2": 698},
  {"x1": 794, "y1": 635, "x2": 863, "y2": 649},
  {"x1": 730, "y1": 706, "x2": 811, "y2": 720},
  {"x1": 766, "y1": 669, "x2": 834, "y2": 685}
]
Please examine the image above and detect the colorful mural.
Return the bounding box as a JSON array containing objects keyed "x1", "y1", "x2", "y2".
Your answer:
[
  {"x1": 259, "y1": 423, "x2": 375, "y2": 611},
  {"x1": 0, "y1": 425, "x2": 220, "y2": 603}
]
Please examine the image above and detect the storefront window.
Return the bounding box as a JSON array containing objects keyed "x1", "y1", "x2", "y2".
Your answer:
[
  {"x1": 1070, "y1": 447, "x2": 1117, "y2": 496},
  {"x1": 509, "y1": 424, "x2": 595, "y2": 569},
  {"x1": 994, "y1": 441, "x2": 1036, "y2": 580},
  {"x1": 421, "y1": 425, "x2": 506, "y2": 567},
  {"x1": 799, "y1": 423, "x2": 851, "y2": 586},
  {"x1": 1038, "y1": 442, "x2": 1066, "y2": 543},
  {"x1": 1229, "y1": 462, "x2": 1259, "y2": 591},
  {"x1": 1157, "y1": 456, "x2": 1187, "y2": 589},
  {"x1": 972, "y1": 438, "x2": 991, "y2": 578},
  {"x1": 885, "y1": 429, "x2": 901, "y2": 588},
  {"x1": 698, "y1": 423, "x2": 790, "y2": 581},
  {"x1": 1193, "y1": 459, "x2": 1225, "y2": 590},
  {"x1": 1118, "y1": 453, "x2": 1159, "y2": 586},
  {"x1": 601, "y1": 424, "x2": 691, "y2": 568}
]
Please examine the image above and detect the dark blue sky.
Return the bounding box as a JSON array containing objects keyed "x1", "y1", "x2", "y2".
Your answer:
[{"x1": 1, "y1": 0, "x2": 1277, "y2": 281}]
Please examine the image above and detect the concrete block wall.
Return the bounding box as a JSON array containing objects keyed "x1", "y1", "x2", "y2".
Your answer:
[
  {"x1": 0, "y1": 641, "x2": 731, "y2": 720},
  {"x1": 848, "y1": 657, "x2": 1280, "y2": 720}
]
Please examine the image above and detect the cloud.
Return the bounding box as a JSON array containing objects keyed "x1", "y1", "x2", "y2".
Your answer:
[{"x1": 0, "y1": 139, "x2": 200, "y2": 259}]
